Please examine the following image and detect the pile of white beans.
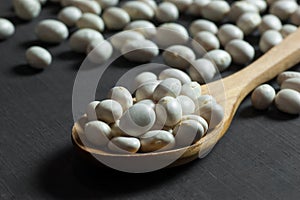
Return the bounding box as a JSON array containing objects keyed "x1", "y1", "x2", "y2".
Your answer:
[
  {"x1": 83, "y1": 69, "x2": 224, "y2": 153},
  {"x1": 1, "y1": 0, "x2": 300, "y2": 152}
]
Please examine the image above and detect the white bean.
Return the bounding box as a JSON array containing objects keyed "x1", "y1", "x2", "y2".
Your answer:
[
  {"x1": 176, "y1": 95, "x2": 196, "y2": 115},
  {"x1": 281, "y1": 78, "x2": 300, "y2": 92},
  {"x1": 119, "y1": 104, "x2": 156, "y2": 137},
  {"x1": 13, "y1": 0, "x2": 41, "y2": 20},
  {"x1": 95, "y1": 99, "x2": 123, "y2": 124},
  {"x1": 133, "y1": 72, "x2": 157, "y2": 89},
  {"x1": 163, "y1": 0, "x2": 192, "y2": 12},
  {"x1": 58, "y1": 6, "x2": 82, "y2": 27},
  {"x1": 280, "y1": 24, "x2": 297, "y2": 38},
  {"x1": 69, "y1": 28, "x2": 104, "y2": 53},
  {"x1": 251, "y1": 84, "x2": 276, "y2": 110},
  {"x1": 35, "y1": 19, "x2": 69, "y2": 43},
  {"x1": 122, "y1": 1, "x2": 154, "y2": 20},
  {"x1": 156, "y1": 23, "x2": 189, "y2": 47},
  {"x1": 138, "y1": 0, "x2": 157, "y2": 11},
  {"x1": 76, "y1": 13, "x2": 105, "y2": 32},
  {"x1": 186, "y1": 0, "x2": 210, "y2": 16},
  {"x1": 244, "y1": 0, "x2": 267, "y2": 13},
  {"x1": 121, "y1": 39, "x2": 159, "y2": 62},
  {"x1": 140, "y1": 130, "x2": 175, "y2": 152},
  {"x1": 84, "y1": 121, "x2": 112, "y2": 146},
  {"x1": 237, "y1": 12, "x2": 262, "y2": 35},
  {"x1": 201, "y1": 0, "x2": 230, "y2": 22},
  {"x1": 107, "y1": 86, "x2": 133, "y2": 111},
  {"x1": 153, "y1": 78, "x2": 182, "y2": 101},
  {"x1": 72, "y1": 0, "x2": 101, "y2": 15},
  {"x1": 189, "y1": 58, "x2": 216, "y2": 83},
  {"x1": 270, "y1": 0, "x2": 298, "y2": 21},
  {"x1": 196, "y1": 101, "x2": 224, "y2": 129},
  {"x1": 173, "y1": 120, "x2": 204, "y2": 147},
  {"x1": 155, "y1": 96, "x2": 182, "y2": 127},
  {"x1": 259, "y1": 30, "x2": 283, "y2": 53},
  {"x1": 258, "y1": 14, "x2": 282, "y2": 34},
  {"x1": 180, "y1": 81, "x2": 202, "y2": 102},
  {"x1": 86, "y1": 101, "x2": 100, "y2": 121},
  {"x1": 217, "y1": 24, "x2": 244, "y2": 47},
  {"x1": 110, "y1": 30, "x2": 145, "y2": 50},
  {"x1": 163, "y1": 45, "x2": 196, "y2": 69},
  {"x1": 136, "y1": 99, "x2": 156, "y2": 109},
  {"x1": 181, "y1": 115, "x2": 208, "y2": 133},
  {"x1": 135, "y1": 81, "x2": 160, "y2": 101},
  {"x1": 108, "y1": 137, "x2": 140, "y2": 154},
  {"x1": 189, "y1": 19, "x2": 218, "y2": 37},
  {"x1": 86, "y1": 40, "x2": 113, "y2": 64},
  {"x1": 225, "y1": 39, "x2": 255, "y2": 65},
  {"x1": 192, "y1": 31, "x2": 220, "y2": 53},
  {"x1": 102, "y1": 7, "x2": 130, "y2": 30},
  {"x1": 124, "y1": 20, "x2": 156, "y2": 39},
  {"x1": 155, "y1": 2, "x2": 179, "y2": 22},
  {"x1": 96, "y1": 0, "x2": 119, "y2": 9},
  {"x1": 228, "y1": 1, "x2": 259, "y2": 22},
  {"x1": 277, "y1": 71, "x2": 300, "y2": 85},
  {"x1": 204, "y1": 49, "x2": 232, "y2": 72},
  {"x1": 110, "y1": 120, "x2": 127, "y2": 137},
  {"x1": 0, "y1": 18, "x2": 15, "y2": 40},
  {"x1": 275, "y1": 89, "x2": 300, "y2": 114},
  {"x1": 26, "y1": 46, "x2": 52, "y2": 69},
  {"x1": 158, "y1": 68, "x2": 191, "y2": 85}
]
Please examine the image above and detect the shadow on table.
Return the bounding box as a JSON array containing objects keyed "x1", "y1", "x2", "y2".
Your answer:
[
  {"x1": 11, "y1": 64, "x2": 44, "y2": 76},
  {"x1": 38, "y1": 146, "x2": 198, "y2": 199}
]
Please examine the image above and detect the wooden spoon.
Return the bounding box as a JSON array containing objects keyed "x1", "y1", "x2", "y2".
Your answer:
[{"x1": 72, "y1": 28, "x2": 300, "y2": 172}]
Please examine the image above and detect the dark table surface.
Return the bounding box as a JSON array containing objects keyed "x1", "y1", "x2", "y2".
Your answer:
[{"x1": 1, "y1": 1, "x2": 300, "y2": 200}]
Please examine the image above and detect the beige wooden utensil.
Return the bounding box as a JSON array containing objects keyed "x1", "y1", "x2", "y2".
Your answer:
[{"x1": 72, "y1": 28, "x2": 300, "y2": 170}]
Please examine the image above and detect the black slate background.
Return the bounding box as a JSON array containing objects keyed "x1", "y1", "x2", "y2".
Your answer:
[{"x1": 1, "y1": 1, "x2": 300, "y2": 200}]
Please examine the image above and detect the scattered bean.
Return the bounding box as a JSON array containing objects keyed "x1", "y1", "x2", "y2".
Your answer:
[
  {"x1": 163, "y1": 0, "x2": 193, "y2": 12},
  {"x1": 270, "y1": 0, "x2": 298, "y2": 21},
  {"x1": 13, "y1": 0, "x2": 41, "y2": 20},
  {"x1": 58, "y1": 6, "x2": 82, "y2": 27},
  {"x1": 163, "y1": 45, "x2": 196, "y2": 69},
  {"x1": 277, "y1": 71, "x2": 300, "y2": 85},
  {"x1": 280, "y1": 24, "x2": 297, "y2": 38},
  {"x1": 102, "y1": 7, "x2": 130, "y2": 30},
  {"x1": 225, "y1": 39, "x2": 255, "y2": 65},
  {"x1": 189, "y1": 58, "x2": 216, "y2": 83},
  {"x1": 237, "y1": 12, "x2": 262, "y2": 35},
  {"x1": 133, "y1": 72, "x2": 157, "y2": 89},
  {"x1": 96, "y1": 0, "x2": 119, "y2": 9},
  {"x1": 124, "y1": 20, "x2": 156, "y2": 39},
  {"x1": 122, "y1": 1, "x2": 154, "y2": 20},
  {"x1": 204, "y1": 49, "x2": 232, "y2": 72},
  {"x1": 281, "y1": 78, "x2": 300, "y2": 92},
  {"x1": 155, "y1": 2, "x2": 179, "y2": 22},
  {"x1": 158, "y1": 68, "x2": 191, "y2": 85},
  {"x1": 228, "y1": 1, "x2": 259, "y2": 22},
  {"x1": 275, "y1": 89, "x2": 300, "y2": 114},
  {"x1": 259, "y1": 30, "x2": 283, "y2": 53},
  {"x1": 202, "y1": 0, "x2": 230, "y2": 22},
  {"x1": 110, "y1": 30, "x2": 145, "y2": 50},
  {"x1": 156, "y1": 23, "x2": 189, "y2": 47},
  {"x1": 189, "y1": 19, "x2": 218, "y2": 37},
  {"x1": 0, "y1": 18, "x2": 15, "y2": 40},
  {"x1": 192, "y1": 31, "x2": 220, "y2": 53},
  {"x1": 26, "y1": 46, "x2": 52, "y2": 69},
  {"x1": 153, "y1": 78, "x2": 182, "y2": 101},
  {"x1": 244, "y1": 0, "x2": 267, "y2": 13},
  {"x1": 136, "y1": 81, "x2": 160, "y2": 101},
  {"x1": 72, "y1": 0, "x2": 101, "y2": 15},
  {"x1": 76, "y1": 13, "x2": 105, "y2": 32},
  {"x1": 258, "y1": 14, "x2": 282, "y2": 34},
  {"x1": 35, "y1": 19, "x2": 69, "y2": 43},
  {"x1": 251, "y1": 84, "x2": 276, "y2": 110},
  {"x1": 95, "y1": 99, "x2": 123, "y2": 124},
  {"x1": 86, "y1": 40, "x2": 113, "y2": 64}
]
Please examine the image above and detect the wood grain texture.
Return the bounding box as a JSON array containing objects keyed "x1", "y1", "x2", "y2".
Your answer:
[{"x1": 0, "y1": 1, "x2": 300, "y2": 200}]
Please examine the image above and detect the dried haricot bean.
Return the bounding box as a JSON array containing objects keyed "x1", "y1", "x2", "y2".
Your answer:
[
  {"x1": 13, "y1": 0, "x2": 41, "y2": 20},
  {"x1": 176, "y1": 95, "x2": 195, "y2": 115},
  {"x1": 275, "y1": 89, "x2": 300, "y2": 115},
  {"x1": 0, "y1": 18, "x2": 15, "y2": 40},
  {"x1": 155, "y1": 96, "x2": 182, "y2": 127},
  {"x1": 122, "y1": 1, "x2": 154, "y2": 20},
  {"x1": 259, "y1": 30, "x2": 283, "y2": 53},
  {"x1": 110, "y1": 30, "x2": 145, "y2": 50},
  {"x1": 192, "y1": 31, "x2": 220, "y2": 53},
  {"x1": 136, "y1": 99, "x2": 156, "y2": 109},
  {"x1": 164, "y1": 0, "x2": 192, "y2": 12},
  {"x1": 281, "y1": 78, "x2": 300, "y2": 92},
  {"x1": 102, "y1": 7, "x2": 130, "y2": 30},
  {"x1": 26, "y1": 46, "x2": 52, "y2": 69},
  {"x1": 86, "y1": 101, "x2": 100, "y2": 121},
  {"x1": 173, "y1": 120, "x2": 204, "y2": 147},
  {"x1": 76, "y1": 13, "x2": 105, "y2": 32},
  {"x1": 180, "y1": 81, "x2": 202, "y2": 102},
  {"x1": 107, "y1": 86, "x2": 133, "y2": 111},
  {"x1": 84, "y1": 121, "x2": 112, "y2": 146},
  {"x1": 119, "y1": 103, "x2": 156, "y2": 137},
  {"x1": 201, "y1": 0, "x2": 230, "y2": 22},
  {"x1": 156, "y1": 23, "x2": 189, "y2": 47},
  {"x1": 181, "y1": 115, "x2": 208, "y2": 133},
  {"x1": 244, "y1": 0, "x2": 267, "y2": 13},
  {"x1": 153, "y1": 78, "x2": 181, "y2": 101},
  {"x1": 133, "y1": 72, "x2": 157, "y2": 89},
  {"x1": 95, "y1": 99, "x2": 123, "y2": 124},
  {"x1": 35, "y1": 19, "x2": 69, "y2": 43},
  {"x1": 124, "y1": 20, "x2": 156, "y2": 39},
  {"x1": 217, "y1": 24, "x2": 244, "y2": 47},
  {"x1": 251, "y1": 84, "x2": 276, "y2": 110},
  {"x1": 237, "y1": 12, "x2": 262, "y2": 35},
  {"x1": 163, "y1": 45, "x2": 196, "y2": 69},
  {"x1": 189, "y1": 58, "x2": 216, "y2": 83},
  {"x1": 58, "y1": 6, "x2": 82, "y2": 27},
  {"x1": 86, "y1": 40, "x2": 113, "y2": 64},
  {"x1": 155, "y1": 2, "x2": 179, "y2": 22},
  {"x1": 280, "y1": 24, "x2": 297, "y2": 38},
  {"x1": 204, "y1": 49, "x2": 232, "y2": 72},
  {"x1": 69, "y1": 28, "x2": 104, "y2": 53},
  {"x1": 96, "y1": 0, "x2": 119, "y2": 9},
  {"x1": 189, "y1": 19, "x2": 218, "y2": 37},
  {"x1": 228, "y1": 1, "x2": 259, "y2": 22},
  {"x1": 158, "y1": 68, "x2": 191, "y2": 85},
  {"x1": 225, "y1": 39, "x2": 255, "y2": 65},
  {"x1": 277, "y1": 71, "x2": 300, "y2": 85},
  {"x1": 135, "y1": 81, "x2": 160, "y2": 101},
  {"x1": 194, "y1": 94, "x2": 216, "y2": 110},
  {"x1": 290, "y1": 6, "x2": 300, "y2": 26},
  {"x1": 110, "y1": 120, "x2": 127, "y2": 137},
  {"x1": 270, "y1": 0, "x2": 298, "y2": 21},
  {"x1": 108, "y1": 137, "x2": 140, "y2": 153},
  {"x1": 259, "y1": 14, "x2": 282, "y2": 35},
  {"x1": 121, "y1": 39, "x2": 159, "y2": 62},
  {"x1": 140, "y1": 130, "x2": 175, "y2": 152},
  {"x1": 72, "y1": 0, "x2": 101, "y2": 15},
  {"x1": 187, "y1": 0, "x2": 210, "y2": 16}
]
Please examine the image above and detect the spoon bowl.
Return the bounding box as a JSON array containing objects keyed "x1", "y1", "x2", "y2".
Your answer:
[{"x1": 72, "y1": 28, "x2": 300, "y2": 172}]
